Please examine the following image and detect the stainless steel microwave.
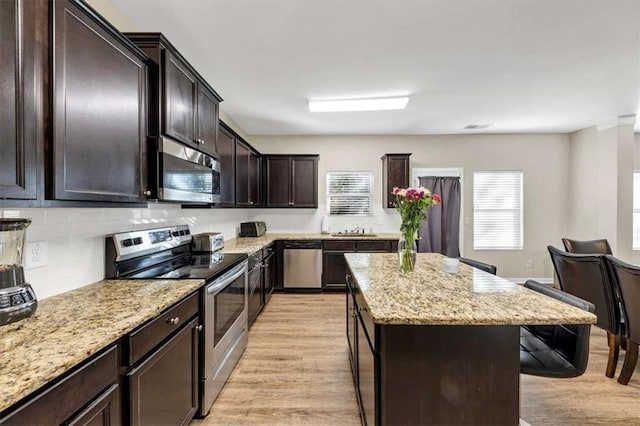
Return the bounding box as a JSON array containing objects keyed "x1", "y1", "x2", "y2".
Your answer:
[{"x1": 158, "y1": 137, "x2": 221, "y2": 204}]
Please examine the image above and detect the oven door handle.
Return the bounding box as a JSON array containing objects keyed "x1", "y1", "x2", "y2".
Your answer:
[{"x1": 206, "y1": 262, "x2": 247, "y2": 295}]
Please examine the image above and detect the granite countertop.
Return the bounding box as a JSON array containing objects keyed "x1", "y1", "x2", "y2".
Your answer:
[
  {"x1": 0, "y1": 278, "x2": 204, "y2": 413},
  {"x1": 345, "y1": 253, "x2": 598, "y2": 326},
  {"x1": 220, "y1": 232, "x2": 402, "y2": 255}
]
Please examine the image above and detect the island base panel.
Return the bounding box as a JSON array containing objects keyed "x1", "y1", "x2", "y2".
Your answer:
[{"x1": 380, "y1": 325, "x2": 520, "y2": 426}]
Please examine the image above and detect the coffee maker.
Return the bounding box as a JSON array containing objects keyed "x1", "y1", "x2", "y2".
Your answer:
[{"x1": 0, "y1": 219, "x2": 37, "y2": 326}]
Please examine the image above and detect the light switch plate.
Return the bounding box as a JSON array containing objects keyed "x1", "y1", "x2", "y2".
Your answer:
[{"x1": 25, "y1": 241, "x2": 48, "y2": 269}]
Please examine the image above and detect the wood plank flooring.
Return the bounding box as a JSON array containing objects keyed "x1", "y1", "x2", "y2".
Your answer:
[
  {"x1": 192, "y1": 294, "x2": 360, "y2": 425},
  {"x1": 192, "y1": 293, "x2": 640, "y2": 426}
]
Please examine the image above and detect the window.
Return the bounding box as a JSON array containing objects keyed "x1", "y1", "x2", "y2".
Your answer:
[
  {"x1": 327, "y1": 172, "x2": 373, "y2": 215},
  {"x1": 473, "y1": 171, "x2": 523, "y2": 250},
  {"x1": 633, "y1": 172, "x2": 640, "y2": 250}
]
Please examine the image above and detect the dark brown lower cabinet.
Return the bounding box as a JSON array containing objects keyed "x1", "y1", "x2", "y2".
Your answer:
[
  {"x1": 346, "y1": 278, "x2": 357, "y2": 384},
  {"x1": 347, "y1": 271, "x2": 521, "y2": 426},
  {"x1": 0, "y1": 346, "x2": 119, "y2": 425},
  {"x1": 66, "y1": 384, "x2": 120, "y2": 426},
  {"x1": 248, "y1": 260, "x2": 263, "y2": 327},
  {"x1": 323, "y1": 240, "x2": 396, "y2": 291},
  {"x1": 357, "y1": 316, "x2": 376, "y2": 426},
  {"x1": 127, "y1": 317, "x2": 199, "y2": 426}
]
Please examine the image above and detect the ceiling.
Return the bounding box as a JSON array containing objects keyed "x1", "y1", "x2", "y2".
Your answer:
[{"x1": 105, "y1": 0, "x2": 640, "y2": 135}]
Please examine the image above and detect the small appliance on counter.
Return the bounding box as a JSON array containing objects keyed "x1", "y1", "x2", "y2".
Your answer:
[
  {"x1": 192, "y1": 232, "x2": 224, "y2": 252},
  {"x1": 239, "y1": 221, "x2": 267, "y2": 237},
  {"x1": 0, "y1": 219, "x2": 38, "y2": 326}
]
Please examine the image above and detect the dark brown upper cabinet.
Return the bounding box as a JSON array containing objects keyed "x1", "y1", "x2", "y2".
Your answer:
[
  {"x1": 50, "y1": 0, "x2": 149, "y2": 203},
  {"x1": 235, "y1": 139, "x2": 260, "y2": 207},
  {"x1": 382, "y1": 154, "x2": 411, "y2": 208},
  {"x1": 125, "y1": 33, "x2": 222, "y2": 158},
  {"x1": 0, "y1": 0, "x2": 44, "y2": 201},
  {"x1": 263, "y1": 155, "x2": 319, "y2": 208},
  {"x1": 216, "y1": 121, "x2": 236, "y2": 207}
]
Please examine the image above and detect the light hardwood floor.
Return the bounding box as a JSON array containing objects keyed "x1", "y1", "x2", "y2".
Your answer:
[{"x1": 192, "y1": 293, "x2": 640, "y2": 426}]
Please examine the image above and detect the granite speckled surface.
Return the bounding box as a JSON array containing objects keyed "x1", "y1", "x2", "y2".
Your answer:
[
  {"x1": 345, "y1": 253, "x2": 597, "y2": 326},
  {"x1": 0, "y1": 278, "x2": 204, "y2": 413},
  {"x1": 220, "y1": 232, "x2": 401, "y2": 255}
]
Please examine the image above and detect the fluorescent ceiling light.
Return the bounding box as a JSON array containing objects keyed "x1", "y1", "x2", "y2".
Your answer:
[{"x1": 308, "y1": 97, "x2": 409, "y2": 112}]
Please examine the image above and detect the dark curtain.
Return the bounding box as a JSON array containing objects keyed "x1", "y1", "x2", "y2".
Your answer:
[{"x1": 418, "y1": 176, "x2": 461, "y2": 257}]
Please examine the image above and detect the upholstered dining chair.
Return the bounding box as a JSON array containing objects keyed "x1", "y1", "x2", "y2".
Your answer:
[
  {"x1": 562, "y1": 238, "x2": 612, "y2": 255},
  {"x1": 520, "y1": 280, "x2": 594, "y2": 378},
  {"x1": 604, "y1": 256, "x2": 640, "y2": 385},
  {"x1": 458, "y1": 257, "x2": 497, "y2": 275},
  {"x1": 547, "y1": 246, "x2": 622, "y2": 378}
]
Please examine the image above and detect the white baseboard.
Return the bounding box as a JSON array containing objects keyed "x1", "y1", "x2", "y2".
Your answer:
[{"x1": 505, "y1": 277, "x2": 554, "y2": 285}]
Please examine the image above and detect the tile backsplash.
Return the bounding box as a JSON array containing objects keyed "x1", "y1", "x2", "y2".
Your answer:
[{"x1": 0, "y1": 204, "x2": 399, "y2": 299}]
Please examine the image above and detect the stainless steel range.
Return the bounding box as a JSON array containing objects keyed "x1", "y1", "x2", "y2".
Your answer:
[{"x1": 105, "y1": 225, "x2": 248, "y2": 416}]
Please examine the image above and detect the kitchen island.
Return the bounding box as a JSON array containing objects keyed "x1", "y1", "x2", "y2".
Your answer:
[{"x1": 344, "y1": 253, "x2": 597, "y2": 426}]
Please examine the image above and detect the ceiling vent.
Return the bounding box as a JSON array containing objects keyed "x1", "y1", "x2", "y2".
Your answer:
[{"x1": 464, "y1": 124, "x2": 492, "y2": 130}]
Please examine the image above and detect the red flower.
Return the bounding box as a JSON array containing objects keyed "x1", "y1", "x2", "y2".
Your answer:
[
  {"x1": 392, "y1": 187, "x2": 400, "y2": 195},
  {"x1": 432, "y1": 193, "x2": 442, "y2": 204}
]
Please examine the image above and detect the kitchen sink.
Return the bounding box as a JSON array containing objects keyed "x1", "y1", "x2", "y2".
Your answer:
[{"x1": 331, "y1": 233, "x2": 378, "y2": 238}]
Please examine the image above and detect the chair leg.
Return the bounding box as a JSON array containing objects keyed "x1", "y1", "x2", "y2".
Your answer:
[
  {"x1": 618, "y1": 342, "x2": 639, "y2": 385},
  {"x1": 606, "y1": 332, "x2": 620, "y2": 378}
]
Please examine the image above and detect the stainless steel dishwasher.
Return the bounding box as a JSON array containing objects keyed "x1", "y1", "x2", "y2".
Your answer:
[{"x1": 283, "y1": 240, "x2": 323, "y2": 289}]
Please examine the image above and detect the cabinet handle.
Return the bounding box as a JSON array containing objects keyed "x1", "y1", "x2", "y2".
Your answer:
[
  {"x1": 197, "y1": 324, "x2": 203, "y2": 332},
  {"x1": 167, "y1": 316, "x2": 180, "y2": 325},
  {"x1": 249, "y1": 201, "x2": 254, "y2": 205},
  {"x1": 144, "y1": 190, "x2": 152, "y2": 196}
]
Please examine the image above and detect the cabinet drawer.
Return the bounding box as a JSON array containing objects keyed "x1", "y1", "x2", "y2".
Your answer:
[
  {"x1": 357, "y1": 240, "x2": 391, "y2": 252},
  {"x1": 1, "y1": 346, "x2": 118, "y2": 425},
  {"x1": 126, "y1": 292, "x2": 199, "y2": 365},
  {"x1": 262, "y1": 244, "x2": 274, "y2": 258},
  {"x1": 248, "y1": 250, "x2": 262, "y2": 270},
  {"x1": 324, "y1": 241, "x2": 357, "y2": 251}
]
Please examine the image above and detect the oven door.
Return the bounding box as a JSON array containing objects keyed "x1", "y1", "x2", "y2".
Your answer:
[
  {"x1": 158, "y1": 137, "x2": 221, "y2": 204},
  {"x1": 203, "y1": 260, "x2": 247, "y2": 377}
]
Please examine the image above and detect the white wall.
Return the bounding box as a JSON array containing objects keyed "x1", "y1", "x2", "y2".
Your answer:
[
  {"x1": 567, "y1": 123, "x2": 636, "y2": 261},
  {"x1": 250, "y1": 134, "x2": 571, "y2": 279},
  {"x1": 0, "y1": 206, "x2": 250, "y2": 299}
]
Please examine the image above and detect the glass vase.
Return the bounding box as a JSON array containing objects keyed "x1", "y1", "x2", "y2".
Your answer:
[{"x1": 398, "y1": 235, "x2": 417, "y2": 273}]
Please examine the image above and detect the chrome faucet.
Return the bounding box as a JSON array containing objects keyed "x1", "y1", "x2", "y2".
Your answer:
[{"x1": 350, "y1": 226, "x2": 365, "y2": 233}]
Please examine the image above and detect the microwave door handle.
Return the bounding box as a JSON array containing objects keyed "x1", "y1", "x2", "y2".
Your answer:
[{"x1": 206, "y1": 262, "x2": 247, "y2": 295}]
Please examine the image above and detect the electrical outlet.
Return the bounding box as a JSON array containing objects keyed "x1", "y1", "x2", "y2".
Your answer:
[
  {"x1": 25, "y1": 241, "x2": 48, "y2": 269},
  {"x1": 526, "y1": 259, "x2": 533, "y2": 269}
]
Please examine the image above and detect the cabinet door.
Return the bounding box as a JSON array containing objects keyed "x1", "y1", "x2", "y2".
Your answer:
[
  {"x1": 263, "y1": 254, "x2": 275, "y2": 305},
  {"x1": 322, "y1": 252, "x2": 351, "y2": 291},
  {"x1": 248, "y1": 265, "x2": 262, "y2": 326},
  {"x1": 52, "y1": 0, "x2": 146, "y2": 202},
  {"x1": 0, "y1": 0, "x2": 40, "y2": 200},
  {"x1": 216, "y1": 125, "x2": 235, "y2": 207},
  {"x1": 66, "y1": 384, "x2": 120, "y2": 426},
  {"x1": 346, "y1": 279, "x2": 357, "y2": 384},
  {"x1": 383, "y1": 154, "x2": 410, "y2": 208},
  {"x1": 164, "y1": 52, "x2": 197, "y2": 147},
  {"x1": 235, "y1": 141, "x2": 250, "y2": 206},
  {"x1": 291, "y1": 157, "x2": 318, "y2": 207},
  {"x1": 357, "y1": 314, "x2": 376, "y2": 426},
  {"x1": 127, "y1": 318, "x2": 199, "y2": 426},
  {"x1": 197, "y1": 85, "x2": 218, "y2": 157},
  {"x1": 264, "y1": 157, "x2": 291, "y2": 207},
  {"x1": 249, "y1": 150, "x2": 261, "y2": 206}
]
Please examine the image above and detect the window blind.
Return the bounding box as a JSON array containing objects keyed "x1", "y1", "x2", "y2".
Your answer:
[
  {"x1": 633, "y1": 172, "x2": 640, "y2": 250},
  {"x1": 327, "y1": 172, "x2": 373, "y2": 216},
  {"x1": 473, "y1": 171, "x2": 523, "y2": 250}
]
